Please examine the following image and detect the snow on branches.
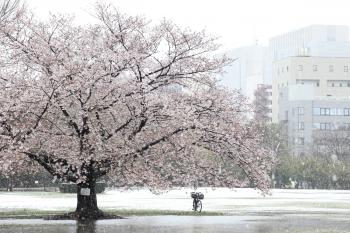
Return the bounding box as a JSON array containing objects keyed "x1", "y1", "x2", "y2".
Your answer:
[{"x1": 0, "y1": 3, "x2": 274, "y2": 192}]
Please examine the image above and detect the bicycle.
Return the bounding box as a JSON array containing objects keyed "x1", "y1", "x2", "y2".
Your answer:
[{"x1": 191, "y1": 192, "x2": 204, "y2": 212}]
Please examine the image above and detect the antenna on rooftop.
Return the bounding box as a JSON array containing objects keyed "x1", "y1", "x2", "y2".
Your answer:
[{"x1": 253, "y1": 25, "x2": 259, "y2": 45}]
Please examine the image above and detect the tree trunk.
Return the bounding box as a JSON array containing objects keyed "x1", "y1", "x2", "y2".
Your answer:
[
  {"x1": 7, "y1": 177, "x2": 13, "y2": 192},
  {"x1": 75, "y1": 181, "x2": 103, "y2": 220}
]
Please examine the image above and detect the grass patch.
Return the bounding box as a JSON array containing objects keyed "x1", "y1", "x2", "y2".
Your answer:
[
  {"x1": 0, "y1": 209, "x2": 224, "y2": 219},
  {"x1": 105, "y1": 209, "x2": 224, "y2": 216},
  {"x1": 0, "y1": 209, "x2": 73, "y2": 219},
  {"x1": 290, "y1": 231, "x2": 350, "y2": 233}
]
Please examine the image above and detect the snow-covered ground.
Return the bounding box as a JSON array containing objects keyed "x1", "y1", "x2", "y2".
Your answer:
[{"x1": 1, "y1": 188, "x2": 350, "y2": 214}]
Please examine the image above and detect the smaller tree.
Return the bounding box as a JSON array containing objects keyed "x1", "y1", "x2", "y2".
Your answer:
[
  {"x1": 253, "y1": 84, "x2": 272, "y2": 123},
  {"x1": 256, "y1": 123, "x2": 288, "y2": 155},
  {"x1": 313, "y1": 128, "x2": 350, "y2": 161},
  {"x1": 274, "y1": 154, "x2": 350, "y2": 189}
]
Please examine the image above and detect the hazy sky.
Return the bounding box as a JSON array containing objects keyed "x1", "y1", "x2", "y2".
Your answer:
[{"x1": 26, "y1": 0, "x2": 350, "y2": 50}]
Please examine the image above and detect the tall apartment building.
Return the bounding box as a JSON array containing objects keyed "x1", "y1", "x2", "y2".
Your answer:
[
  {"x1": 253, "y1": 84, "x2": 272, "y2": 123},
  {"x1": 265, "y1": 25, "x2": 350, "y2": 84},
  {"x1": 272, "y1": 56, "x2": 350, "y2": 155},
  {"x1": 220, "y1": 45, "x2": 267, "y2": 101},
  {"x1": 221, "y1": 25, "x2": 350, "y2": 100}
]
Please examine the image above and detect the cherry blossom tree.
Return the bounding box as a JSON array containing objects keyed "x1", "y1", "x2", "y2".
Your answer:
[
  {"x1": 0, "y1": 0, "x2": 19, "y2": 20},
  {"x1": 0, "y1": 2, "x2": 274, "y2": 219}
]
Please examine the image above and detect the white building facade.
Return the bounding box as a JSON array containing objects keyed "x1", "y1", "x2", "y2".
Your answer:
[
  {"x1": 265, "y1": 25, "x2": 350, "y2": 84},
  {"x1": 273, "y1": 56, "x2": 350, "y2": 155}
]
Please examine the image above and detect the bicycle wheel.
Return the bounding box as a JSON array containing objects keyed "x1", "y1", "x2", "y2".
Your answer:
[{"x1": 196, "y1": 200, "x2": 202, "y2": 212}]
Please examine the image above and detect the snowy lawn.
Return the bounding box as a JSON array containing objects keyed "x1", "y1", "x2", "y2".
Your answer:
[{"x1": 1, "y1": 188, "x2": 350, "y2": 215}]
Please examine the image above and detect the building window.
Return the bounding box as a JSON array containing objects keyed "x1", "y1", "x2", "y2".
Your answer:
[
  {"x1": 316, "y1": 82, "x2": 320, "y2": 87},
  {"x1": 338, "y1": 108, "x2": 344, "y2": 115},
  {"x1": 313, "y1": 65, "x2": 318, "y2": 72},
  {"x1": 344, "y1": 108, "x2": 350, "y2": 116},
  {"x1": 343, "y1": 123, "x2": 350, "y2": 130},
  {"x1": 320, "y1": 123, "x2": 331, "y2": 130},
  {"x1": 297, "y1": 107, "x2": 304, "y2": 115},
  {"x1": 313, "y1": 123, "x2": 320, "y2": 129},
  {"x1": 327, "y1": 80, "x2": 350, "y2": 87},
  {"x1": 329, "y1": 108, "x2": 344, "y2": 116},
  {"x1": 298, "y1": 122, "x2": 305, "y2": 130},
  {"x1": 330, "y1": 108, "x2": 337, "y2": 116},
  {"x1": 345, "y1": 66, "x2": 349, "y2": 72},
  {"x1": 329, "y1": 65, "x2": 334, "y2": 72},
  {"x1": 295, "y1": 137, "x2": 305, "y2": 145},
  {"x1": 313, "y1": 108, "x2": 320, "y2": 116},
  {"x1": 286, "y1": 66, "x2": 289, "y2": 72},
  {"x1": 320, "y1": 108, "x2": 330, "y2": 116},
  {"x1": 298, "y1": 65, "x2": 303, "y2": 71}
]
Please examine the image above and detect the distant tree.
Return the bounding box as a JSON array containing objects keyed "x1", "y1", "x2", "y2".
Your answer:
[
  {"x1": 256, "y1": 123, "x2": 287, "y2": 188},
  {"x1": 274, "y1": 154, "x2": 350, "y2": 190},
  {"x1": 253, "y1": 84, "x2": 272, "y2": 123},
  {"x1": 257, "y1": 123, "x2": 288, "y2": 155},
  {"x1": 0, "y1": 161, "x2": 51, "y2": 191},
  {"x1": 0, "y1": 2, "x2": 274, "y2": 219},
  {"x1": 313, "y1": 128, "x2": 350, "y2": 161}
]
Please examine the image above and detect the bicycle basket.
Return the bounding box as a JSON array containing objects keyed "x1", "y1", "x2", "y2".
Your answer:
[
  {"x1": 191, "y1": 192, "x2": 197, "y2": 198},
  {"x1": 198, "y1": 193, "x2": 204, "y2": 199}
]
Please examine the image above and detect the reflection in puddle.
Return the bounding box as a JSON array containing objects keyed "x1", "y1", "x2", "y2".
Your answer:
[
  {"x1": 0, "y1": 215, "x2": 350, "y2": 233},
  {"x1": 76, "y1": 221, "x2": 96, "y2": 233}
]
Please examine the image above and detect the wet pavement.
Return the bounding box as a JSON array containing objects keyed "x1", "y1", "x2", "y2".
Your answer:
[
  {"x1": 1, "y1": 214, "x2": 350, "y2": 233},
  {"x1": 2, "y1": 189, "x2": 350, "y2": 232}
]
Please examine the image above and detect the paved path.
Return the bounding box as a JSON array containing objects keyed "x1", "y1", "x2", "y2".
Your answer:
[{"x1": 1, "y1": 188, "x2": 350, "y2": 215}]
